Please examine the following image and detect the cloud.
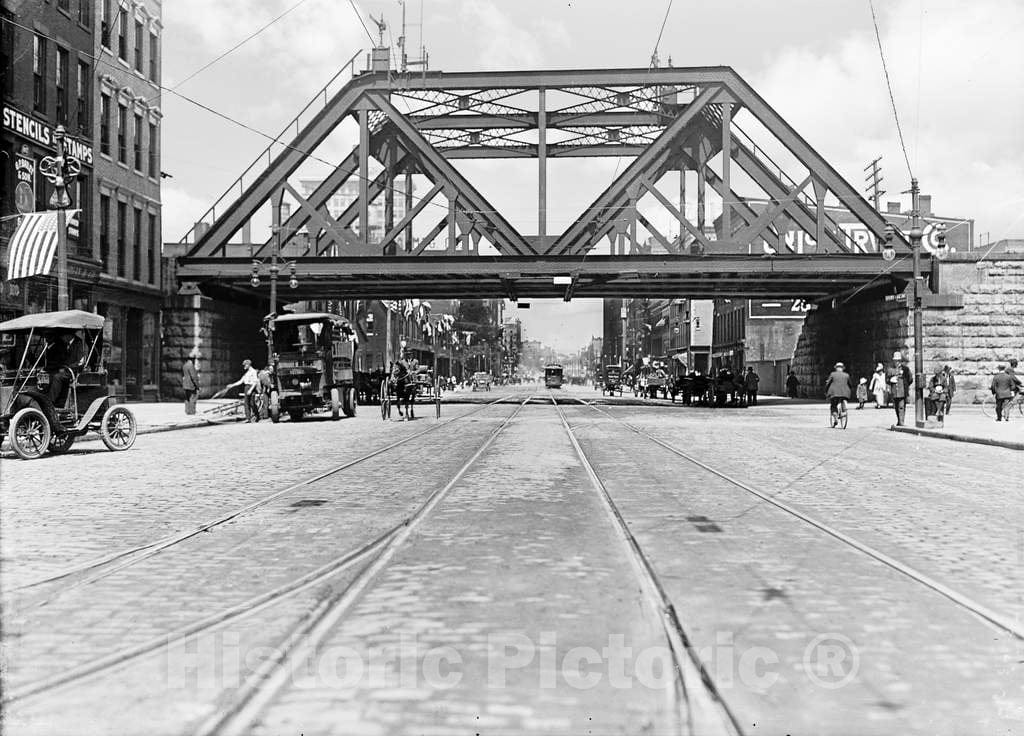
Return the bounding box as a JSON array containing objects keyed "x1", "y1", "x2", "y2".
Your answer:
[{"x1": 750, "y1": 0, "x2": 1024, "y2": 239}]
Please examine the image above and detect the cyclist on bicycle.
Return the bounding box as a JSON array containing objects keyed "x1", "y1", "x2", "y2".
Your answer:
[{"x1": 825, "y1": 362, "x2": 853, "y2": 424}]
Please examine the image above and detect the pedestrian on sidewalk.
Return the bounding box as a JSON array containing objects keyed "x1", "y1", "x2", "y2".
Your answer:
[
  {"x1": 744, "y1": 366, "x2": 760, "y2": 406},
  {"x1": 990, "y1": 364, "x2": 1018, "y2": 422},
  {"x1": 856, "y1": 377, "x2": 868, "y2": 409},
  {"x1": 888, "y1": 356, "x2": 913, "y2": 426},
  {"x1": 927, "y1": 367, "x2": 949, "y2": 423},
  {"x1": 869, "y1": 363, "x2": 887, "y2": 408},
  {"x1": 786, "y1": 370, "x2": 800, "y2": 398},
  {"x1": 182, "y1": 351, "x2": 200, "y2": 415},
  {"x1": 941, "y1": 364, "x2": 957, "y2": 415}
]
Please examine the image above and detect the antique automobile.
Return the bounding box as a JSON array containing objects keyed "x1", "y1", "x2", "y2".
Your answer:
[
  {"x1": 267, "y1": 312, "x2": 358, "y2": 422},
  {"x1": 471, "y1": 371, "x2": 493, "y2": 391},
  {"x1": 0, "y1": 309, "x2": 137, "y2": 459},
  {"x1": 602, "y1": 364, "x2": 624, "y2": 396}
]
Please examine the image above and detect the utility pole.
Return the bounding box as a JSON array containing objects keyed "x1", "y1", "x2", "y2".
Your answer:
[
  {"x1": 908, "y1": 177, "x2": 925, "y2": 429},
  {"x1": 864, "y1": 157, "x2": 885, "y2": 211}
]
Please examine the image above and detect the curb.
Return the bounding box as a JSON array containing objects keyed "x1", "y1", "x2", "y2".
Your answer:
[
  {"x1": 66, "y1": 414, "x2": 246, "y2": 445},
  {"x1": 889, "y1": 424, "x2": 1024, "y2": 451}
]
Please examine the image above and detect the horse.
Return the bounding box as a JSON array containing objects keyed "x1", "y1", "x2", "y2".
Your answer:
[{"x1": 390, "y1": 361, "x2": 416, "y2": 420}]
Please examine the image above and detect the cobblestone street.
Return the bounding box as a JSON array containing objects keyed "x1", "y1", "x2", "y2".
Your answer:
[{"x1": 2, "y1": 388, "x2": 1022, "y2": 735}]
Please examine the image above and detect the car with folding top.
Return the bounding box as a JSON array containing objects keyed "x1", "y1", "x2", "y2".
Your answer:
[{"x1": 0, "y1": 309, "x2": 137, "y2": 459}]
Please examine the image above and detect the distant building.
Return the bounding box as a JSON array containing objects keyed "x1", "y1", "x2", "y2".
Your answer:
[{"x1": 298, "y1": 177, "x2": 411, "y2": 249}]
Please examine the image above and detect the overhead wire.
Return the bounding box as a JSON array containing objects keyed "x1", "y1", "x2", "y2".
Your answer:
[
  {"x1": 159, "y1": 0, "x2": 316, "y2": 99},
  {"x1": 867, "y1": 0, "x2": 914, "y2": 179},
  {"x1": 348, "y1": 0, "x2": 377, "y2": 46}
]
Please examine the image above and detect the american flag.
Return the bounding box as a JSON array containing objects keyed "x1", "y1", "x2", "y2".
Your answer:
[{"x1": 5, "y1": 210, "x2": 80, "y2": 281}]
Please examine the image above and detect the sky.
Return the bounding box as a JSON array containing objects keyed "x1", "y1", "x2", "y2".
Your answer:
[{"x1": 160, "y1": 0, "x2": 1024, "y2": 353}]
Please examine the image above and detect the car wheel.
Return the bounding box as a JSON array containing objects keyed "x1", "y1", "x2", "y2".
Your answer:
[
  {"x1": 10, "y1": 407, "x2": 51, "y2": 460},
  {"x1": 269, "y1": 391, "x2": 280, "y2": 423},
  {"x1": 100, "y1": 405, "x2": 137, "y2": 452},
  {"x1": 343, "y1": 387, "x2": 357, "y2": 417}
]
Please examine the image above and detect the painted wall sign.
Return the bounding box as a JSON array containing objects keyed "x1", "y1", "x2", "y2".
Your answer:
[
  {"x1": 748, "y1": 299, "x2": 814, "y2": 319},
  {"x1": 2, "y1": 104, "x2": 94, "y2": 165}
]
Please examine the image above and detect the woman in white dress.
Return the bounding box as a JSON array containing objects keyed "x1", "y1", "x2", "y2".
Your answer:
[{"x1": 869, "y1": 362, "x2": 887, "y2": 408}]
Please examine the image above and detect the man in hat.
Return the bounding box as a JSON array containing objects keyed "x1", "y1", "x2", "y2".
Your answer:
[
  {"x1": 888, "y1": 355, "x2": 913, "y2": 426},
  {"x1": 226, "y1": 358, "x2": 261, "y2": 422},
  {"x1": 182, "y1": 351, "x2": 200, "y2": 415},
  {"x1": 824, "y1": 362, "x2": 853, "y2": 424}
]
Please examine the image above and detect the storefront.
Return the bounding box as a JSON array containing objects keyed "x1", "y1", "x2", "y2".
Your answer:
[{"x1": 94, "y1": 285, "x2": 162, "y2": 401}]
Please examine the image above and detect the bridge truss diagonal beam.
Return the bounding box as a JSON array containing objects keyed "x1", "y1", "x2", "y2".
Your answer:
[{"x1": 368, "y1": 92, "x2": 536, "y2": 256}]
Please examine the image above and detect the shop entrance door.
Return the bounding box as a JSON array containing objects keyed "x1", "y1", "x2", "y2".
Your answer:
[{"x1": 125, "y1": 308, "x2": 143, "y2": 400}]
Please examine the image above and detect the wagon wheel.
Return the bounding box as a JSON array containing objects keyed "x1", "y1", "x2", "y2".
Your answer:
[
  {"x1": 100, "y1": 405, "x2": 137, "y2": 452},
  {"x1": 380, "y1": 379, "x2": 391, "y2": 421},
  {"x1": 9, "y1": 407, "x2": 52, "y2": 460},
  {"x1": 330, "y1": 388, "x2": 341, "y2": 420},
  {"x1": 48, "y1": 432, "x2": 76, "y2": 455}
]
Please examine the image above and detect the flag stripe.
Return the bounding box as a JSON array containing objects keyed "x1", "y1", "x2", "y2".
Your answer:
[{"x1": 6, "y1": 212, "x2": 68, "y2": 281}]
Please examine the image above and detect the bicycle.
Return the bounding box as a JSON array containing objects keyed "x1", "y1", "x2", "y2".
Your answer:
[
  {"x1": 981, "y1": 392, "x2": 1024, "y2": 419},
  {"x1": 829, "y1": 398, "x2": 849, "y2": 429}
]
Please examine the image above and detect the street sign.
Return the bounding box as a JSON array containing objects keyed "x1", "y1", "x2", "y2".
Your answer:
[{"x1": 748, "y1": 298, "x2": 813, "y2": 319}]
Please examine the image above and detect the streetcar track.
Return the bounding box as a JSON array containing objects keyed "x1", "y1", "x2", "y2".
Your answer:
[
  {"x1": 550, "y1": 393, "x2": 743, "y2": 736},
  {"x1": 6, "y1": 396, "x2": 533, "y2": 707},
  {"x1": 6, "y1": 393, "x2": 525, "y2": 604},
  {"x1": 193, "y1": 395, "x2": 533, "y2": 736},
  {"x1": 571, "y1": 398, "x2": 1024, "y2": 642}
]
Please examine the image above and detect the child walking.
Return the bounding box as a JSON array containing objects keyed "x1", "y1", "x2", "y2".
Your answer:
[{"x1": 856, "y1": 377, "x2": 869, "y2": 409}]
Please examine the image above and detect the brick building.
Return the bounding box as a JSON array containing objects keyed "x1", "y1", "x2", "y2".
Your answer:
[
  {"x1": 92, "y1": 0, "x2": 163, "y2": 399},
  {"x1": 1, "y1": 0, "x2": 100, "y2": 319}
]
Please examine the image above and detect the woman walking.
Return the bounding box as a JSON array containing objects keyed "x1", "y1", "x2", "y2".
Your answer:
[{"x1": 869, "y1": 362, "x2": 887, "y2": 408}]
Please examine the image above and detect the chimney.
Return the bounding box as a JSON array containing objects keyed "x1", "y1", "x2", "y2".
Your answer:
[
  {"x1": 919, "y1": 195, "x2": 932, "y2": 216},
  {"x1": 886, "y1": 202, "x2": 901, "y2": 214}
]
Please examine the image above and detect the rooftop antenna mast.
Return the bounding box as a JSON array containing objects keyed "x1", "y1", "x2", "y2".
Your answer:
[
  {"x1": 371, "y1": 13, "x2": 387, "y2": 47},
  {"x1": 397, "y1": 0, "x2": 428, "y2": 74}
]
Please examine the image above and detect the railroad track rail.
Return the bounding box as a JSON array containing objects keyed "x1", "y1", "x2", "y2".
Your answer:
[
  {"x1": 550, "y1": 393, "x2": 743, "y2": 736},
  {"x1": 569, "y1": 397, "x2": 1024, "y2": 642},
  {"x1": 5, "y1": 395, "x2": 533, "y2": 712},
  {"x1": 6, "y1": 393, "x2": 527, "y2": 607}
]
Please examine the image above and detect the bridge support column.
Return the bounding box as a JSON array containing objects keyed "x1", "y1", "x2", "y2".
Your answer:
[
  {"x1": 721, "y1": 102, "x2": 732, "y2": 239},
  {"x1": 538, "y1": 88, "x2": 547, "y2": 243}
]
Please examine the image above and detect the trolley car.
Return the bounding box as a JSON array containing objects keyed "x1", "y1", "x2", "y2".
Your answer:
[{"x1": 544, "y1": 364, "x2": 564, "y2": 389}]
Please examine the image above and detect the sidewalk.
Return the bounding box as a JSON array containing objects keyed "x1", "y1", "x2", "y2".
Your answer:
[{"x1": 889, "y1": 409, "x2": 1024, "y2": 450}]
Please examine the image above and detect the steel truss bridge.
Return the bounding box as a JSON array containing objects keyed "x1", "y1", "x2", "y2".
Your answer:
[{"x1": 176, "y1": 63, "x2": 915, "y2": 301}]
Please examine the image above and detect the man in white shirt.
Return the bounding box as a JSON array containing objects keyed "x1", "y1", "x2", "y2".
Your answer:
[{"x1": 227, "y1": 358, "x2": 261, "y2": 422}]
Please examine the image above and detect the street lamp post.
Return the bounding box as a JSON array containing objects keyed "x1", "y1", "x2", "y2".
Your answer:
[
  {"x1": 39, "y1": 125, "x2": 81, "y2": 311},
  {"x1": 250, "y1": 219, "x2": 297, "y2": 367}
]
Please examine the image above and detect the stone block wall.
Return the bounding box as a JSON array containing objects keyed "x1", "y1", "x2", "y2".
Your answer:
[
  {"x1": 789, "y1": 255, "x2": 1023, "y2": 402},
  {"x1": 161, "y1": 294, "x2": 266, "y2": 400}
]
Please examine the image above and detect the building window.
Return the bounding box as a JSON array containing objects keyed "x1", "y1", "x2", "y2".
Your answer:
[
  {"x1": 118, "y1": 11, "x2": 128, "y2": 61},
  {"x1": 100, "y1": 93, "x2": 111, "y2": 155},
  {"x1": 1, "y1": 12, "x2": 13, "y2": 96},
  {"x1": 116, "y1": 202, "x2": 127, "y2": 277},
  {"x1": 76, "y1": 62, "x2": 90, "y2": 134},
  {"x1": 100, "y1": 194, "x2": 111, "y2": 271},
  {"x1": 148, "y1": 32, "x2": 158, "y2": 83},
  {"x1": 133, "y1": 113, "x2": 143, "y2": 171},
  {"x1": 134, "y1": 20, "x2": 143, "y2": 71},
  {"x1": 56, "y1": 47, "x2": 69, "y2": 124},
  {"x1": 101, "y1": 0, "x2": 111, "y2": 47},
  {"x1": 58, "y1": 0, "x2": 70, "y2": 12},
  {"x1": 147, "y1": 212, "x2": 157, "y2": 284},
  {"x1": 117, "y1": 103, "x2": 127, "y2": 163},
  {"x1": 33, "y1": 35, "x2": 47, "y2": 113},
  {"x1": 148, "y1": 122, "x2": 158, "y2": 177},
  {"x1": 74, "y1": 174, "x2": 90, "y2": 257},
  {"x1": 78, "y1": 0, "x2": 92, "y2": 27},
  {"x1": 133, "y1": 207, "x2": 142, "y2": 281}
]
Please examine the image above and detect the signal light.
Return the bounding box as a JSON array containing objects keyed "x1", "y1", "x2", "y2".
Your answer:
[{"x1": 882, "y1": 223, "x2": 897, "y2": 262}]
